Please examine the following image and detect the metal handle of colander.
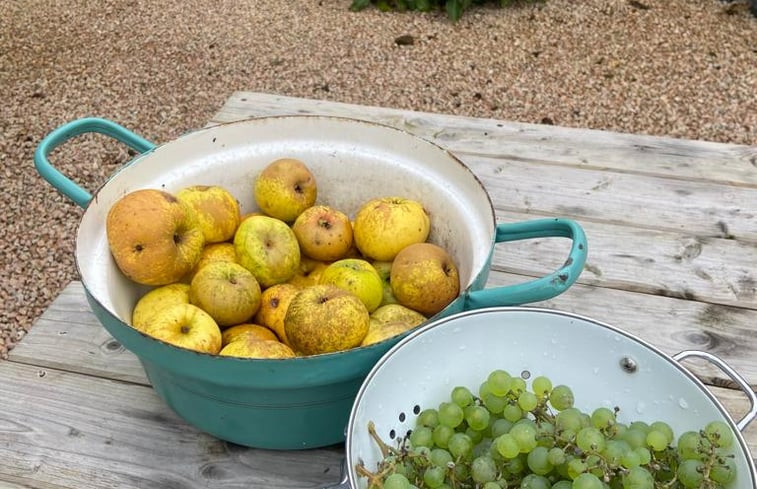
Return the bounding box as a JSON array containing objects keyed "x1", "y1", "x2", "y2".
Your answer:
[{"x1": 320, "y1": 458, "x2": 349, "y2": 489}]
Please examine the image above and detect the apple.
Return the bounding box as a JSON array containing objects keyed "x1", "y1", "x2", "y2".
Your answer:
[
  {"x1": 353, "y1": 196, "x2": 430, "y2": 261},
  {"x1": 106, "y1": 189, "x2": 205, "y2": 285},
  {"x1": 370, "y1": 303, "x2": 426, "y2": 328},
  {"x1": 189, "y1": 261, "x2": 262, "y2": 327},
  {"x1": 253, "y1": 283, "x2": 300, "y2": 346},
  {"x1": 292, "y1": 205, "x2": 353, "y2": 261},
  {"x1": 176, "y1": 185, "x2": 241, "y2": 243},
  {"x1": 284, "y1": 284, "x2": 370, "y2": 355},
  {"x1": 287, "y1": 256, "x2": 330, "y2": 289},
  {"x1": 221, "y1": 323, "x2": 279, "y2": 347},
  {"x1": 219, "y1": 338, "x2": 296, "y2": 359},
  {"x1": 234, "y1": 215, "x2": 301, "y2": 288},
  {"x1": 253, "y1": 158, "x2": 317, "y2": 222},
  {"x1": 318, "y1": 258, "x2": 383, "y2": 313},
  {"x1": 143, "y1": 303, "x2": 222, "y2": 354},
  {"x1": 360, "y1": 319, "x2": 416, "y2": 347},
  {"x1": 391, "y1": 242, "x2": 460, "y2": 316},
  {"x1": 131, "y1": 283, "x2": 190, "y2": 331},
  {"x1": 182, "y1": 242, "x2": 237, "y2": 283},
  {"x1": 371, "y1": 260, "x2": 398, "y2": 307}
]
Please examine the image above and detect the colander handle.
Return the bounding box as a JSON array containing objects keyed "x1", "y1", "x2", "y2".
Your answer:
[
  {"x1": 673, "y1": 350, "x2": 757, "y2": 431},
  {"x1": 320, "y1": 458, "x2": 349, "y2": 489},
  {"x1": 34, "y1": 117, "x2": 156, "y2": 208},
  {"x1": 465, "y1": 218, "x2": 587, "y2": 309}
]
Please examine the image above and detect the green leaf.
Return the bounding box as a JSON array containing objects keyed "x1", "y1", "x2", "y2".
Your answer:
[
  {"x1": 396, "y1": 0, "x2": 408, "y2": 11},
  {"x1": 376, "y1": 0, "x2": 392, "y2": 11},
  {"x1": 416, "y1": 0, "x2": 432, "y2": 11},
  {"x1": 446, "y1": 0, "x2": 463, "y2": 21},
  {"x1": 499, "y1": 0, "x2": 512, "y2": 7},
  {"x1": 349, "y1": 0, "x2": 371, "y2": 11}
]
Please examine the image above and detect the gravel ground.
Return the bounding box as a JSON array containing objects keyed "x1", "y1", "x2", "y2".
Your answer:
[{"x1": 1, "y1": 0, "x2": 755, "y2": 359}]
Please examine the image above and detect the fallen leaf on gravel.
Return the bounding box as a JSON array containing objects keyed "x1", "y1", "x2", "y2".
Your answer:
[
  {"x1": 628, "y1": 0, "x2": 651, "y2": 9},
  {"x1": 394, "y1": 34, "x2": 414, "y2": 46}
]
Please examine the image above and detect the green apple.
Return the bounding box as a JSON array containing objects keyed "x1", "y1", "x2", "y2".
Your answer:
[
  {"x1": 353, "y1": 196, "x2": 430, "y2": 261},
  {"x1": 234, "y1": 215, "x2": 301, "y2": 288},
  {"x1": 144, "y1": 303, "x2": 222, "y2": 354},
  {"x1": 189, "y1": 261, "x2": 262, "y2": 327},
  {"x1": 253, "y1": 158, "x2": 317, "y2": 222},
  {"x1": 318, "y1": 258, "x2": 383, "y2": 312}
]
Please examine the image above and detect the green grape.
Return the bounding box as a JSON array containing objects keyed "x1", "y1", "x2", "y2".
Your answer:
[
  {"x1": 704, "y1": 420, "x2": 734, "y2": 449},
  {"x1": 438, "y1": 402, "x2": 465, "y2": 429},
  {"x1": 634, "y1": 447, "x2": 651, "y2": 465},
  {"x1": 471, "y1": 456, "x2": 497, "y2": 483},
  {"x1": 423, "y1": 466, "x2": 446, "y2": 488},
  {"x1": 411, "y1": 445, "x2": 431, "y2": 458},
  {"x1": 384, "y1": 473, "x2": 411, "y2": 489},
  {"x1": 649, "y1": 421, "x2": 674, "y2": 445},
  {"x1": 409, "y1": 426, "x2": 433, "y2": 448},
  {"x1": 503, "y1": 403, "x2": 524, "y2": 423},
  {"x1": 506, "y1": 454, "x2": 526, "y2": 474},
  {"x1": 547, "y1": 447, "x2": 566, "y2": 466},
  {"x1": 510, "y1": 377, "x2": 527, "y2": 395},
  {"x1": 549, "y1": 385, "x2": 574, "y2": 411},
  {"x1": 518, "y1": 391, "x2": 539, "y2": 412},
  {"x1": 552, "y1": 481, "x2": 572, "y2": 489},
  {"x1": 487, "y1": 369, "x2": 512, "y2": 396},
  {"x1": 430, "y1": 448, "x2": 453, "y2": 468},
  {"x1": 448, "y1": 432, "x2": 474, "y2": 459},
  {"x1": 521, "y1": 474, "x2": 551, "y2": 489},
  {"x1": 482, "y1": 483, "x2": 501, "y2": 489},
  {"x1": 628, "y1": 421, "x2": 649, "y2": 433},
  {"x1": 645, "y1": 430, "x2": 668, "y2": 452},
  {"x1": 572, "y1": 472, "x2": 603, "y2": 489},
  {"x1": 620, "y1": 448, "x2": 641, "y2": 468},
  {"x1": 527, "y1": 446, "x2": 554, "y2": 475},
  {"x1": 677, "y1": 431, "x2": 706, "y2": 460},
  {"x1": 621, "y1": 466, "x2": 654, "y2": 489},
  {"x1": 466, "y1": 426, "x2": 484, "y2": 444},
  {"x1": 479, "y1": 380, "x2": 491, "y2": 398},
  {"x1": 451, "y1": 386, "x2": 474, "y2": 408},
  {"x1": 465, "y1": 405, "x2": 491, "y2": 431},
  {"x1": 536, "y1": 421, "x2": 556, "y2": 445},
  {"x1": 482, "y1": 392, "x2": 509, "y2": 414},
  {"x1": 495, "y1": 433, "x2": 520, "y2": 459},
  {"x1": 417, "y1": 409, "x2": 439, "y2": 428},
  {"x1": 510, "y1": 421, "x2": 538, "y2": 453},
  {"x1": 556, "y1": 408, "x2": 583, "y2": 433},
  {"x1": 590, "y1": 407, "x2": 616, "y2": 430},
  {"x1": 677, "y1": 459, "x2": 705, "y2": 488},
  {"x1": 576, "y1": 427, "x2": 606, "y2": 453},
  {"x1": 532, "y1": 375, "x2": 553, "y2": 397},
  {"x1": 433, "y1": 424, "x2": 454, "y2": 448},
  {"x1": 621, "y1": 428, "x2": 647, "y2": 449},
  {"x1": 491, "y1": 418, "x2": 513, "y2": 438},
  {"x1": 567, "y1": 458, "x2": 587, "y2": 479},
  {"x1": 584, "y1": 454, "x2": 603, "y2": 477},
  {"x1": 453, "y1": 462, "x2": 469, "y2": 481},
  {"x1": 710, "y1": 456, "x2": 736, "y2": 485}
]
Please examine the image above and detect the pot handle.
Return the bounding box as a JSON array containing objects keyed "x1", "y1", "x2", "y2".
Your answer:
[
  {"x1": 34, "y1": 117, "x2": 156, "y2": 208},
  {"x1": 673, "y1": 350, "x2": 757, "y2": 431},
  {"x1": 465, "y1": 218, "x2": 587, "y2": 309}
]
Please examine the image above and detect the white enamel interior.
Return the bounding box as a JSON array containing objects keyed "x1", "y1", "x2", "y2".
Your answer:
[
  {"x1": 76, "y1": 116, "x2": 495, "y2": 324},
  {"x1": 346, "y1": 308, "x2": 756, "y2": 488}
]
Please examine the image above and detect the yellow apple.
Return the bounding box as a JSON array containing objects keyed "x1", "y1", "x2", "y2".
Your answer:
[
  {"x1": 189, "y1": 261, "x2": 262, "y2": 327},
  {"x1": 292, "y1": 205, "x2": 353, "y2": 261},
  {"x1": 176, "y1": 185, "x2": 241, "y2": 243},
  {"x1": 287, "y1": 256, "x2": 330, "y2": 289},
  {"x1": 182, "y1": 242, "x2": 237, "y2": 283},
  {"x1": 253, "y1": 283, "x2": 300, "y2": 346},
  {"x1": 391, "y1": 242, "x2": 460, "y2": 316},
  {"x1": 371, "y1": 260, "x2": 398, "y2": 307},
  {"x1": 253, "y1": 158, "x2": 317, "y2": 222},
  {"x1": 360, "y1": 319, "x2": 417, "y2": 347},
  {"x1": 219, "y1": 338, "x2": 296, "y2": 359},
  {"x1": 353, "y1": 196, "x2": 430, "y2": 261},
  {"x1": 318, "y1": 258, "x2": 383, "y2": 313},
  {"x1": 131, "y1": 283, "x2": 190, "y2": 331},
  {"x1": 233, "y1": 215, "x2": 301, "y2": 288},
  {"x1": 371, "y1": 303, "x2": 427, "y2": 328},
  {"x1": 106, "y1": 189, "x2": 205, "y2": 285},
  {"x1": 221, "y1": 323, "x2": 279, "y2": 347},
  {"x1": 284, "y1": 284, "x2": 370, "y2": 355},
  {"x1": 144, "y1": 303, "x2": 222, "y2": 354}
]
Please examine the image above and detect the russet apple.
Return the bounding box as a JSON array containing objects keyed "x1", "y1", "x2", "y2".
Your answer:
[
  {"x1": 106, "y1": 189, "x2": 205, "y2": 285},
  {"x1": 189, "y1": 261, "x2": 262, "y2": 327},
  {"x1": 371, "y1": 260, "x2": 398, "y2": 307},
  {"x1": 221, "y1": 323, "x2": 279, "y2": 347},
  {"x1": 253, "y1": 158, "x2": 317, "y2": 222},
  {"x1": 287, "y1": 256, "x2": 330, "y2": 289},
  {"x1": 253, "y1": 283, "x2": 300, "y2": 346},
  {"x1": 219, "y1": 338, "x2": 296, "y2": 359},
  {"x1": 318, "y1": 258, "x2": 384, "y2": 313},
  {"x1": 182, "y1": 242, "x2": 237, "y2": 283},
  {"x1": 390, "y1": 242, "x2": 460, "y2": 316},
  {"x1": 233, "y1": 215, "x2": 301, "y2": 288},
  {"x1": 292, "y1": 205, "x2": 353, "y2": 261},
  {"x1": 370, "y1": 303, "x2": 426, "y2": 328},
  {"x1": 353, "y1": 197, "x2": 431, "y2": 261},
  {"x1": 144, "y1": 303, "x2": 222, "y2": 354},
  {"x1": 360, "y1": 319, "x2": 417, "y2": 347},
  {"x1": 176, "y1": 185, "x2": 241, "y2": 243},
  {"x1": 284, "y1": 284, "x2": 370, "y2": 355},
  {"x1": 131, "y1": 283, "x2": 190, "y2": 331}
]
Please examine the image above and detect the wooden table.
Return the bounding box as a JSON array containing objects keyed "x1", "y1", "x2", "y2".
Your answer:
[{"x1": 2, "y1": 92, "x2": 756, "y2": 488}]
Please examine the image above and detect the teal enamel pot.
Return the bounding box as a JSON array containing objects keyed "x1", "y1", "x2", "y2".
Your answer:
[{"x1": 34, "y1": 116, "x2": 588, "y2": 449}]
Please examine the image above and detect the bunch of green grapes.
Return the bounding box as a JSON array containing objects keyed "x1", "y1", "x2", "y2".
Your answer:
[{"x1": 356, "y1": 369, "x2": 739, "y2": 489}]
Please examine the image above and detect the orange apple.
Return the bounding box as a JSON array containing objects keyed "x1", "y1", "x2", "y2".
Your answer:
[
  {"x1": 253, "y1": 283, "x2": 300, "y2": 346},
  {"x1": 391, "y1": 242, "x2": 460, "y2": 316},
  {"x1": 176, "y1": 185, "x2": 241, "y2": 243},
  {"x1": 189, "y1": 261, "x2": 262, "y2": 327},
  {"x1": 292, "y1": 205, "x2": 353, "y2": 261}
]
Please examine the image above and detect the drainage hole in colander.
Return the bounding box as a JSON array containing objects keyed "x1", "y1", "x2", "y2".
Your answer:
[
  {"x1": 389, "y1": 429, "x2": 396, "y2": 440},
  {"x1": 521, "y1": 369, "x2": 531, "y2": 379},
  {"x1": 413, "y1": 404, "x2": 421, "y2": 414}
]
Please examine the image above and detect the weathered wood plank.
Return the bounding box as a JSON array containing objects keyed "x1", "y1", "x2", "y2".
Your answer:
[
  {"x1": 11, "y1": 280, "x2": 757, "y2": 392},
  {"x1": 210, "y1": 92, "x2": 757, "y2": 187},
  {"x1": 0, "y1": 361, "x2": 343, "y2": 489},
  {"x1": 495, "y1": 211, "x2": 757, "y2": 309}
]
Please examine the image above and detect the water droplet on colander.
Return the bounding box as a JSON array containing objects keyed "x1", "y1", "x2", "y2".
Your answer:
[
  {"x1": 550, "y1": 338, "x2": 557, "y2": 344},
  {"x1": 636, "y1": 401, "x2": 646, "y2": 414},
  {"x1": 543, "y1": 351, "x2": 549, "y2": 357},
  {"x1": 452, "y1": 327, "x2": 462, "y2": 333},
  {"x1": 678, "y1": 398, "x2": 689, "y2": 409},
  {"x1": 593, "y1": 367, "x2": 599, "y2": 374},
  {"x1": 459, "y1": 345, "x2": 466, "y2": 351}
]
